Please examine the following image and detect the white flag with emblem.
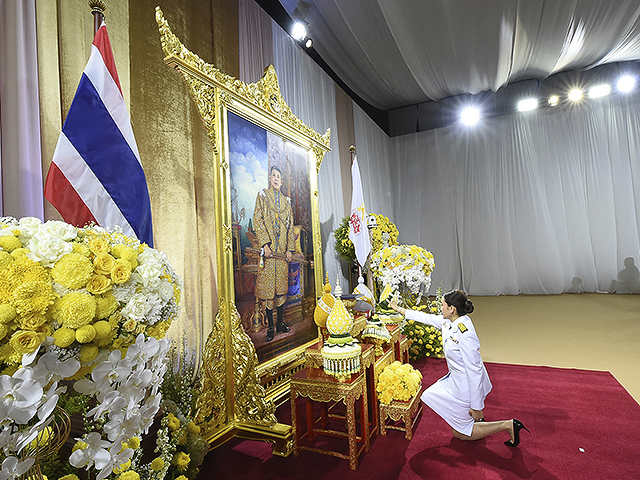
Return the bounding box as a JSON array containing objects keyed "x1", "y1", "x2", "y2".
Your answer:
[{"x1": 348, "y1": 157, "x2": 371, "y2": 267}]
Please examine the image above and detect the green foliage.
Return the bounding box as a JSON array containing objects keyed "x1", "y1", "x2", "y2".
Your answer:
[{"x1": 333, "y1": 216, "x2": 355, "y2": 262}]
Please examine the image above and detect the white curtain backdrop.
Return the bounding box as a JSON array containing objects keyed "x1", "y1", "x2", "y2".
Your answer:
[
  {"x1": 0, "y1": 0, "x2": 44, "y2": 219},
  {"x1": 384, "y1": 94, "x2": 640, "y2": 296}
]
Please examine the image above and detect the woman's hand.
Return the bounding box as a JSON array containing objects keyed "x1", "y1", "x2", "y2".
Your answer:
[
  {"x1": 389, "y1": 301, "x2": 404, "y2": 315},
  {"x1": 469, "y1": 409, "x2": 484, "y2": 422}
]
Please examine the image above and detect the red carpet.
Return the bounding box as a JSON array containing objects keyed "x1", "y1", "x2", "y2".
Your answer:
[{"x1": 200, "y1": 359, "x2": 640, "y2": 480}]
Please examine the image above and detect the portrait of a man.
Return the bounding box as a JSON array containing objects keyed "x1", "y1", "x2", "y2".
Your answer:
[{"x1": 228, "y1": 112, "x2": 317, "y2": 363}]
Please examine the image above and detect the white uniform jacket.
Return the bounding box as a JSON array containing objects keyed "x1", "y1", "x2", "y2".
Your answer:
[{"x1": 405, "y1": 310, "x2": 492, "y2": 410}]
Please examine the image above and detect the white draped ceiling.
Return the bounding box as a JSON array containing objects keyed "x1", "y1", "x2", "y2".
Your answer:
[{"x1": 279, "y1": 0, "x2": 640, "y2": 110}]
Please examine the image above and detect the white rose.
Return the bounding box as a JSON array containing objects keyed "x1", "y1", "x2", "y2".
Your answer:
[
  {"x1": 17, "y1": 217, "x2": 43, "y2": 243},
  {"x1": 122, "y1": 293, "x2": 151, "y2": 322},
  {"x1": 157, "y1": 280, "x2": 174, "y2": 302},
  {"x1": 27, "y1": 230, "x2": 73, "y2": 266},
  {"x1": 44, "y1": 220, "x2": 77, "y2": 241}
]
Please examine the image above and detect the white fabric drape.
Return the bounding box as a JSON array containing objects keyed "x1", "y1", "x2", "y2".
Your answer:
[
  {"x1": 0, "y1": 0, "x2": 44, "y2": 219},
  {"x1": 271, "y1": 23, "x2": 346, "y2": 290},
  {"x1": 238, "y1": 0, "x2": 273, "y2": 84},
  {"x1": 279, "y1": 0, "x2": 640, "y2": 109},
  {"x1": 379, "y1": 95, "x2": 640, "y2": 296}
]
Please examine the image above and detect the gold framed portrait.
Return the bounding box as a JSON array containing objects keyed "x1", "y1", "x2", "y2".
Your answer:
[{"x1": 156, "y1": 8, "x2": 330, "y2": 453}]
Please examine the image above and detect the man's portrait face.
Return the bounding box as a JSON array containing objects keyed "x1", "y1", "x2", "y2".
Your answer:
[{"x1": 270, "y1": 168, "x2": 282, "y2": 191}]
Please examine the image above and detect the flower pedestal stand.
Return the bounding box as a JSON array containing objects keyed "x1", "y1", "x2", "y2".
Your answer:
[{"x1": 379, "y1": 386, "x2": 423, "y2": 440}]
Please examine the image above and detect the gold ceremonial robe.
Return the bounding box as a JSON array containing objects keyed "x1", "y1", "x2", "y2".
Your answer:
[{"x1": 253, "y1": 187, "x2": 295, "y2": 301}]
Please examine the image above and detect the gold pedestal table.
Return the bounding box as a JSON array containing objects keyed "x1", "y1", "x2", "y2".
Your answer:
[{"x1": 290, "y1": 367, "x2": 369, "y2": 470}]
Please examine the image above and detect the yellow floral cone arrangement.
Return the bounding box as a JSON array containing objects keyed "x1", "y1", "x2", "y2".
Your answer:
[{"x1": 376, "y1": 361, "x2": 422, "y2": 405}]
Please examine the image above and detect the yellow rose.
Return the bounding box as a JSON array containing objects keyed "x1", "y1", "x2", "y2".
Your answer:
[
  {"x1": 20, "y1": 313, "x2": 47, "y2": 330},
  {"x1": 123, "y1": 319, "x2": 137, "y2": 333},
  {"x1": 88, "y1": 236, "x2": 110, "y2": 255},
  {"x1": 9, "y1": 330, "x2": 45, "y2": 355},
  {"x1": 93, "y1": 253, "x2": 116, "y2": 275},
  {"x1": 76, "y1": 324, "x2": 96, "y2": 343},
  {"x1": 53, "y1": 327, "x2": 76, "y2": 348},
  {"x1": 86, "y1": 274, "x2": 112, "y2": 295},
  {"x1": 111, "y1": 259, "x2": 132, "y2": 284}
]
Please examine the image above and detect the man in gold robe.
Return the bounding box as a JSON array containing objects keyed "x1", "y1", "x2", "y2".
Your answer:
[{"x1": 253, "y1": 165, "x2": 294, "y2": 341}]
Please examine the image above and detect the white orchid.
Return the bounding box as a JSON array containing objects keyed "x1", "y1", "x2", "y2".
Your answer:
[
  {"x1": 0, "y1": 374, "x2": 43, "y2": 425},
  {"x1": 69, "y1": 432, "x2": 112, "y2": 470},
  {"x1": 0, "y1": 456, "x2": 34, "y2": 480}
]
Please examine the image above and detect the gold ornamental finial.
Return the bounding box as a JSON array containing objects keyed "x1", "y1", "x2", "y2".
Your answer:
[{"x1": 89, "y1": 0, "x2": 106, "y2": 14}]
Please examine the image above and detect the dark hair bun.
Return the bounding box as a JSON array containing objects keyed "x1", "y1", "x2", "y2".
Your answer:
[{"x1": 464, "y1": 300, "x2": 474, "y2": 314}]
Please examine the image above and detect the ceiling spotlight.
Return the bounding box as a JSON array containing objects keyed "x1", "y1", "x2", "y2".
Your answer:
[
  {"x1": 517, "y1": 98, "x2": 538, "y2": 112},
  {"x1": 291, "y1": 22, "x2": 307, "y2": 41},
  {"x1": 305, "y1": 38, "x2": 313, "y2": 48},
  {"x1": 460, "y1": 106, "x2": 480, "y2": 126},
  {"x1": 568, "y1": 89, "x2": 583, "y2": 102},
  {"x1": 589, "y1": 84, "x2": 611, "y2": 98},
  {"x1": 617, "y1": 75, "x2": 635, "y2": 92},
  {"x1": 548, "y1": 95, "x2": 560, "y2": 107}
]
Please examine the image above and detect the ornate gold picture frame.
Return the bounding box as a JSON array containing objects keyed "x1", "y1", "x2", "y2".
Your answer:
[{"x1": 156, "y1": 8, "x2": 330, "y2": 453}]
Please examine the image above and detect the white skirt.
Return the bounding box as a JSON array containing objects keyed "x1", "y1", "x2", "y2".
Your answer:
[{"x1": 421, "y1": 374, "x2": 475, "y2": 437}]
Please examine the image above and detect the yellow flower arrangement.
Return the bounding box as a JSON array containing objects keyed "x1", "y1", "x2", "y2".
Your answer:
[
  {"x1": 369, "y1": 213, "x2": 399, "y2": 252},
  {"x1": 376, "y1": 361, "x2": 422, "y2": 405}
]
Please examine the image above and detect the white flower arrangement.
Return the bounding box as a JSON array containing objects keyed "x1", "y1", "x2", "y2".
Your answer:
[{"x1": 370, "y1": 244, "x2": 435, "y2": 306}]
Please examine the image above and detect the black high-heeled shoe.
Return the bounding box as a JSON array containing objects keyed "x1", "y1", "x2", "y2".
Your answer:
[{"x1": 504, "y1": 419, "x2": 530, "y2": 447}]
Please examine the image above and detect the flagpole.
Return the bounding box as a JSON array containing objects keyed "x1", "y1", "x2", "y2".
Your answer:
[{"x1": 90, "y1": 0, "x2": 106, "y2": 34}]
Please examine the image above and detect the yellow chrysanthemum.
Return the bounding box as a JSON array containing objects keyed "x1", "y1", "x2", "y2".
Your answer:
[
  {"x1": 11, "y1": 280, "x2": 55, "y2": 316},
  {"x1": 111, "y1": 259, "x2": 132, "y2": 284},
  {"x1": 76, "y1": 324, "x2": 96, "y2": 343},
  {"x1": 0, "y1": 342, "x2": 22, "y2": 365},
  {"x1": 52, "y1": 327, "x2": 76, "y2": 348},
  {"x1": 93, "y1": 252, "x2": 116, "y2": 275},
  {"x1": 20, "y1": 313, "x2": 47, "y2": 330},
  {"x1": 0, "y1": 251, "x2": 14, "y2": 271},
  {"x1": 86, "y1": 274, "x2": 112, "y2": 295},
  {"x1": 176, "y1": 476, "x2": 188, "y2": 480},
  {"x1": 88, "y1": 236, "x2": 110, "y2": 255},
  {"x1": 118, "y1": 471, "x2": 139, "y2": 480},
  {"x1": 0, "y1": 304, "x2": 16, "y2": 324},
  {"x1": 52, "y1": 292, "x2": 96, "y2": 329},
  {"x1": 10, "y1": 330, "x2": 45, "y2": 355},
  {"x1": 150, "y1": 458, "x2": 164, "y2": 471},
  {"x1": 72, "y1": 242, "x2": 91, "y2": 257},
  {"x1": 51, "y1": 253, "x2": 93, "y2": 289},
  {"x1": 172, "y1": 451, "x2": 190, "y2": 471},
  {"x1": 95, "y1": 292, "x2": 118, "y2": 319}
]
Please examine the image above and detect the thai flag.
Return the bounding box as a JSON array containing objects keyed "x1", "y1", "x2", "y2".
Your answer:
[{"x1": 44, "y1": 23, "x2": 153, "y2": 246}]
